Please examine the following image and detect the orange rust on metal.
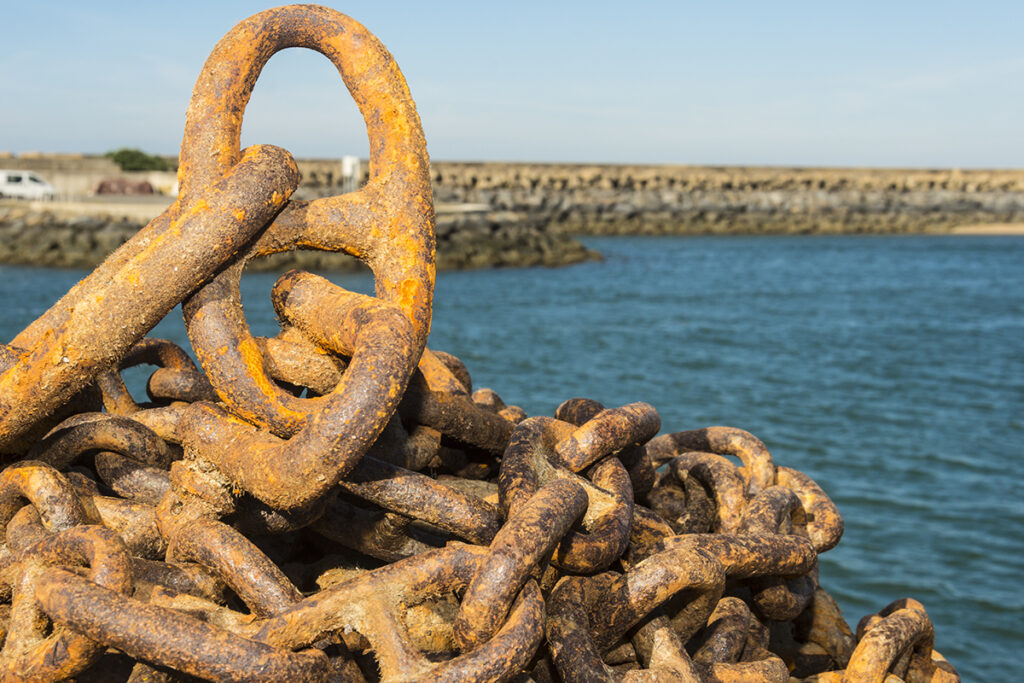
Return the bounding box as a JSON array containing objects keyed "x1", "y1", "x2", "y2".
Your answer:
[
  {"x1": 180, "y1": 4, "x2": 434, "y2": 444},
  {"x1": 1, "y1": 521, "x2": 132, "y2": 682},
  {"x1": 647, "y1": 426, "x2": 776, "y2": 495},
  {"x1": 671, "y1": 451, "x2": 750, "y2": 532},
  {"x1": 741, "y1": 485, "x2": 819, "y2": 621},
  {"x1": 178, "y1": 277, "x2": 419, "y2": 510},
  {"x1": 454, "y1": 477, "x2": 588, "y2": 651},
  {"x1": 399, "y1": 369, "x2": 515, "y2": 455},
  {"x1": 777, "y1": 464, "x2": 844, "y2": 552},
  {"x1": 35, "y1": 569, "x2": 330, "y2": 682},
  {"x1": 29, "y1": 412, "x2": 172, "y2": 471},
  {"x1": 0, "y1": 461, "x2": 88, "y2": 537},
  {"x1": 546, "y1": 545, "x2": 724, "y2": 681},
  {"x1": 0, "y1": 145, "x2": 299, "y2": 452},
  {"x1": 689, "y1": 597, "x2": 791, "y2": 681},
  {"x1": 98, "y1": 338, "x2": 216, "y2": 413},
  {"x1": 838, "y1": 600, "x2": 960, "y2": 683},
  {"x1": 553, "y1": 401, "x2": 661, "y2": 472},
  {"x1": 644, "y1": 466, "x2": 716, "y2": 534},
  {"x1": 253, "y1": 545, "x2": 543, "y2": 682},
  {"x1": 499, "y1": 417, "x2": 634, "y2": 573},
  {"x1": 0, "y1": 5, "x2": 959, "y2": 682},
  {"x1": 339, "y1": 455, "x2": 503, "y2": 545}
]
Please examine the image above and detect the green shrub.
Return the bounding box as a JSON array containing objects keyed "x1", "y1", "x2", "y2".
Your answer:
[{"x1": 104, "y1": 148, "x2": 174, "y2": 172}]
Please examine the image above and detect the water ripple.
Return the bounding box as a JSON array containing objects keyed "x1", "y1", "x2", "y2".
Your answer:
[{"x1": 1, "y1": 234, "x2": 1021, "y2": 680}]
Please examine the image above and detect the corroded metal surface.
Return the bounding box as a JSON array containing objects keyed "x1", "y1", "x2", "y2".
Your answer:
[{"x1": 0, "y1": 5, "x2": 958, "y2": 682}]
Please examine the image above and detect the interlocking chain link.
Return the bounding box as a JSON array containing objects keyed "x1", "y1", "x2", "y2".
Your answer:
[{"x1": 0, "y1": 5, "x2": 959, "y2": 682}]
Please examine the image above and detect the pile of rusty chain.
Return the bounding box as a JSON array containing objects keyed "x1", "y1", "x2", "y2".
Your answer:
[{"x1": 0, "y1": 6, "x2": 960, "y2": 682}]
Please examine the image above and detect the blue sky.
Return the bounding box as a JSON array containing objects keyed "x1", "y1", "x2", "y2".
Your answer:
[{"x1": 2, "y1": 1, "x2": 1022, "y2": 167}]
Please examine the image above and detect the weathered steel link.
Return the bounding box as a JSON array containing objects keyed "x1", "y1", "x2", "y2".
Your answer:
[
  {"x1": 741, "y1": 485, "x2": 818, "y2": 621},
  {"x1": 123, "y1": 404, "x2": 190, "y2": 447},
  {"x1": 628, "y1": 614, "x2": 704, "y2": 681},
  {"x1": 671, "y1": 451, "x2": 750, "y2": 532},
  {"x1": 0, "y1": 145, "x2": 299, "y2": 452},
  {"x1": 254, "y1": 544, "x2": 543, "y2": 682},
  {"x1": 177, "y1": 5, "x2": 435, "y2": 325},
  {"x1": 98, "y1": 338, "x2": 216, "y2": 414},
  {"x1": 454, "y1": 477, "x2": 588, "y2": 651},
  {"x1": 693, "y1": 596, "x2": 758, "y2": 665},
  {"x1": 554, "y1": 401, "x2": 661, "y2": 472},
  {"x1": 36, "y1": 570, "x2": 331, "y2": 682},
  {"x1": 179, "y1": 276, "x2": 420, "y2": 510},
  {"x1": 253, "y1": 328, "x2": 347, "y2": 396},
  {"x1": 400, "y1": 370, "x2": 515, "y2": 455},
  {"x1": 312, "y1": 493, "x2": 442, "y2": 562},
  {"x1": 645, "y1": 467, "x2": 716, "y2": 534},
  {"x1": 777, "y1": 465, "x2": 844, "y2": 553},
  {"x1": 647, "y1": 426, "x2": 776, "y2": 495},
  {"x1": 129, "y1": 557, "x2": 226, "y2": 604},
  {"x1": 546, "y1": 544, "x2": 724, "y2": 681},
  {"x1": 0, "y1": 4, "x2": 959, "y2": 681},
  {"x1": 0, "y1": 462, "x2": 87, "y2": 538},
  {"x1": 29, "y1": 412, "x2": 172, "y2": 471},
  {"x1": 366, "y1": 416, "x2": 442, "y2": 471},
  {"x1": 93, "y1": 454, "x2": 171, "y2": 506},
  {"x1": 555, "y1": 397, "x2": 659, "y2": 496},
  {"x1": 1, "y1": 521, "x2": 132, "y2": 682},
  {"x1": 165, "y1": 517, "x2": 302, "y2": 618},
  {"x1": 812, "y1": 599, "x2": 959, "y2": 682},
  {"x1": 82, "y1": 495, "x2": 166, "y2": 559},
  {"x1": 695, "y1": 598, "x2": 791, "y2": 682},
  {"x1": 794, "y1": 587, "x2": 857, "y2": 671},
  {"x1": 339, "y1": 455, "x2": 503, "y2": 545},
  {"x1": 628, "y1": 532, "x2": 819, "y2": 646},
  {"x1": 179, "y1": 4, "x2": 434, "y2": 458},
  {"x1": 500, "y1": 417, "x2": 634, "y2": 573}
]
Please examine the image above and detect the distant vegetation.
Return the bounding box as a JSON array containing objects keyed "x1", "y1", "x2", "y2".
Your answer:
[{"x1": 104, "y1": 148, "x2": 174, "y2": 172}]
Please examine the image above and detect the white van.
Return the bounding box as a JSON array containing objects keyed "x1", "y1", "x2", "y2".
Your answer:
[{"x1": 0, "y1": 170, "x2": 57, "y2": 200}]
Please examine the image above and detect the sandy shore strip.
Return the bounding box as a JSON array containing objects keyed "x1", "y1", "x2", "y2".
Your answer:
[{"x1": 948, "y1": 223, "x2": 1024, "y2": 235}]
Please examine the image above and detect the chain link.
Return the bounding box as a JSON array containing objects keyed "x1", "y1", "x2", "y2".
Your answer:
[{"x1": 0, "y1": 5, "x2": 959, "y2": 682}]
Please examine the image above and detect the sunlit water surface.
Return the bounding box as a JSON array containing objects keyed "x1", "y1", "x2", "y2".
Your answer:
[{"x1": 1, "y1": 234, "x2": 1020, "y2": 680}]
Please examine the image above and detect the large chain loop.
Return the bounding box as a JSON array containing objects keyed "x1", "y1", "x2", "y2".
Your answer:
[{"x1": 0, "y1": 5, "x2": 961, "y2": 682}]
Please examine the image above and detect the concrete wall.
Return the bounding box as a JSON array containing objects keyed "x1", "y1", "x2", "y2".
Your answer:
[{"x1": 0, "y1": 154, "x2": 176, "y2": 197}]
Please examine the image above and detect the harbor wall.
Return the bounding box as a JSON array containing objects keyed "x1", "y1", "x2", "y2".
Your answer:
[
  {"x1": 422, "y1": 162, "x2": 1024, "y2": 235},
  {"x1": 0, "y1": 200, "x2": 597, "y2": 271},
  {"x1": 7, "y1": 154, "x2": 1024, "y2": 235},
  {"x1": 2, "y1": 154, "x2": 1023, "y2": 272}
]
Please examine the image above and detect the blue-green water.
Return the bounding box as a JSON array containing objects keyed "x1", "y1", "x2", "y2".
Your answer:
[{"x1": 1, "y1": 234, "x2": 1021, "y2": 680}]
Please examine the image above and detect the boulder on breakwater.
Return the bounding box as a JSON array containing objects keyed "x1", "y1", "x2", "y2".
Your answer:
[
  {"x1": 4, "y1": 158, "x2": 1024, "y2": 272},
  {"x1": 423, "y1": 163, "x2": 1024, "y2": 235},
  {"x1": 0, "y1": 201, "x2": 599, "y2": 271}
]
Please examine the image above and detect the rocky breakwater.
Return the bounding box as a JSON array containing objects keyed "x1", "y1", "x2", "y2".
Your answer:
[
  {"x1": 429, "y1": 163, "x2": 1024, "y2": 235},
  {"x1": 0, "y1": 199, "x2": 598, "y2": 271},
  {"x1": 0, "y1": 201, "x2": 143, "y2": 268},
  {"x1": 431, "y1": 206, "x2": 597, "y2": 269}
]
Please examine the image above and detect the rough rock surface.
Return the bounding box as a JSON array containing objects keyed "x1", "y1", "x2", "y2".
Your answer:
[
  {"x1": 3, "y1": 162, "x2": 1023, "y2": 271},
  {"x1": 0, "y1": 202, "x2": 598, "y2": 271},
  {"x1": 426, "y1": 163, "x2": 1024, "y2": 236}
]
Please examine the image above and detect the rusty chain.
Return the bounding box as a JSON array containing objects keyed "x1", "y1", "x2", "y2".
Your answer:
[{"x1": 0, "y1": 5, "x2": 959, "y2": 682}]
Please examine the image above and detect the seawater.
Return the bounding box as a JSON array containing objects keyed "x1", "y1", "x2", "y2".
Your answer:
[{"x1": 1, "y1": 233, "x2": 1021, "y2": 680}]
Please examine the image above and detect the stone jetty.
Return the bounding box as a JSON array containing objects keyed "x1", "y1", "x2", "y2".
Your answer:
[
  {"x1": 425, "y1": 162, "x2": 1024, "y2": 236},
  {"x1": 2, "y1": 155, "x2": 1023, "y2": 271}
]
